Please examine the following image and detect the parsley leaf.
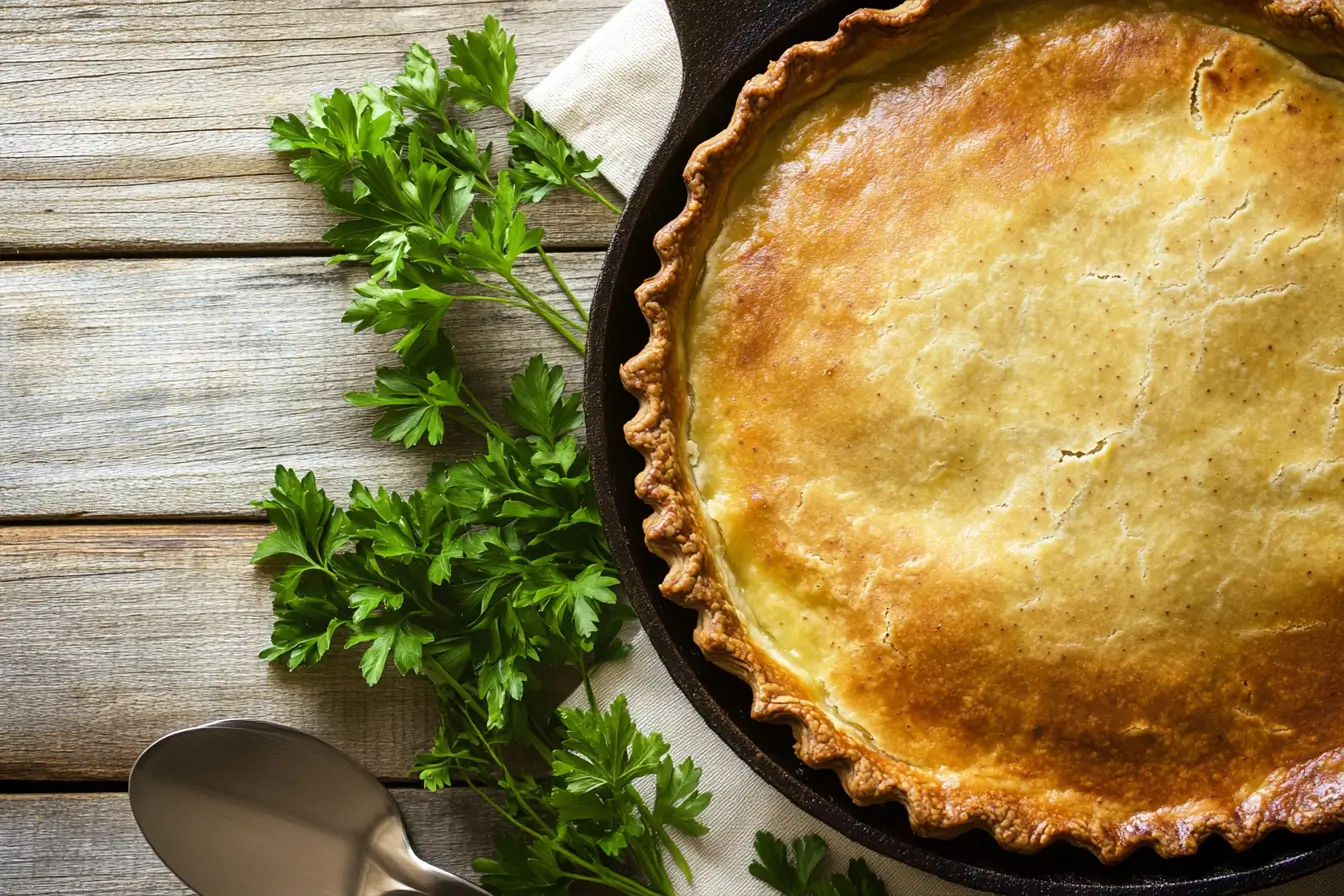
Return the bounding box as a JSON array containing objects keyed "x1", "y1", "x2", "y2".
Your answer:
[
  {"x1": 270, "y1": 88, "x2": 400, "y2": 193},
  {"x1": 751, "y1": 833, "x2": 829, "y2": 896},
  {"x1": 252, "y1": 468, "x2": 352, "y2": 670},
  {"x1": 833, "y1": 859, "x2": 889, "y2": 896},
  {"x1": 252, "y1": 466, "x2": 350, "y2": 569},
  {"x1": 751, "y1": 832, "x2": 890, "y2": 896},
  {"x1": 442, "y1": 17, "x2": 619, "y2": 213},
  {"x1": 445, "y1": 15, "x2": 516, "y2": 113},
  {"x1": 346, "y1": 619, "x2": 435, "y2": 685},
  {"x1": 344, "y1": 341, "x2": 485, "y2": 446},
  {"x1": 342, "y1": 279, "x2": 468, "y2": 354},
  {"x1": 259, "y1": 360, "x2": 621, "y2": 733},
  {"x1": 553, "y1": 695, "x2": 668, "y2": 793},
  {"x1": 425, "y1": 116, "x2": 494, "y2": 187},
  {"x1": 474, "y1": 834, "x2": 567, "y2": 896},
  {"x1": 653, "y1": 756, "x2": 713, "y2": 837},
  {"x1": 503, "y1": 354, "x2": 583, "y2": 442},
  {"x1": 543, "y1": 696, "x2": 711, "y2": 890},
  {"x1": 393, "y1": 43, "x2": 453, "y2": 120},
  {"x1": 459, "y1": 169, "x2": 544, "y2": 276},
  {"x1": 508, "y1": 108, "x2": 604, "y2": 205}
]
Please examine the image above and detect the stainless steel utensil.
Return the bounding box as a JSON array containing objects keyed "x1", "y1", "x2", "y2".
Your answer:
[{"x1": 129, "y1": 719, "x2": 488, "y2": 896}]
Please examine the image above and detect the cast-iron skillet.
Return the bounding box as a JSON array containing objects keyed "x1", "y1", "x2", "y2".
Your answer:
[{"x1": 582, "y1": 1, "x2": 1344, "y2": 892}]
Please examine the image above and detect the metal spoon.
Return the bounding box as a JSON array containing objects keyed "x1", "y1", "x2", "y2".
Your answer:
[{"x1": 129, "y1": 719, "x2": 489, "y2": 896}]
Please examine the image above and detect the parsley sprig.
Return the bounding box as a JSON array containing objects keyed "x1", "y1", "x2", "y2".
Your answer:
[
  {"x1": 444, "y1": 17, "x2": 617, "y2": 214},
  {"x1": 750, "y1": 833, "x2": 890, "y2": 896},
  {"x1": 270, "y1": 17, "x2": 616, "y2": 448},
  {"x1": 255, "y1": 359, "x2": 711, "y2": 895},
  {"x1": 466, "y1": 696, "x2": 711, "y2": 896},
  {"x1": 256, "y1": 357, "x2": 618, "y2": 726}
]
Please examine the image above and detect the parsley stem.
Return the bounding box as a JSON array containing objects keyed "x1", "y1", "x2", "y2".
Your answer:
[
  {"x1": 536, "y1": 246, "x2": 589, "y2": 323},
  {"x1": 423, "y1": 665, "x2": 507, "y2": 750},
  {"x1": 578, "y1": 655, "x2": 598, "y2": 711},
  {"x1": 562, "y1": 871, "x2": 650, "y2": 891},
  {"x1": 464, "y1": 780, "x2": 554, "y2": 851},
  {"x1": 443, "y1": 293, "x2": 532, "y2": 310},
  {"x1": 468, "y1": 781, "x2": 666, "y2": 896},
  {"x1": 578, "y1": 181, "x2": 622, "y2": 216},
  {"x1": 445, "y1": 410, "x2": 489, "y2": 440},
  {"x1": 504, "y1": 274, "x2": 567, "y2": 320},
  {"x1": 469, "y1": 171, "x2": 495, "y2": 196},
  {"x1": 426, "y1": 662, "x2": 487, "y2": 721},
  {"x1": 536, "y1": 309, "x2": 586, "y2": 353},
  {"x1": 502, "y1": 272, "x2": 587, "y2": 354},
  {"x1": 460, "y1": 707, "x2": 555, "y2": 836},
  {"x1": 459, "y1": 383, "x2": 509, "y2": 439},
  {"x1": 505, "y1": 274, "x2": 586, "y2": 336},
  {"x1": 533, "y1": 298, "x2": 584, "y2": 339},
  {"x1": 630, "y1": 795, "x2": 678, "y2": 893}
]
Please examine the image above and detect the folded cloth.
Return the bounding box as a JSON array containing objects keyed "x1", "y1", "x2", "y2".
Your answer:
[
  {"x1": 525, "y1": 0, "x2": 682, "y2": 197},
  {"x1": 535, "y1": 4, "x2": 1344, "y2": 893}
]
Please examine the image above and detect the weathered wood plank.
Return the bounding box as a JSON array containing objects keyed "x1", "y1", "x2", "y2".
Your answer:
[
  {"x1": 0, "y1": 790, "x2": 497, "y2": 895},
  {"x1": 4, "y1": 792, "x2": 1344, "y2": 896},
  {"x1": 0, "y1": 0, "x2": 623, "y2": 253},
  {"x1": 0, "y1": 524, "x2": 437, "y2": 780},
  {"x1": 0, "y1": 252, "x2": 601, "y2": 520}
]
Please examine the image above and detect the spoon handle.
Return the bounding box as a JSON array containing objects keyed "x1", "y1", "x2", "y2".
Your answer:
[
  {"x1": 385, "y1": 851, "x2": 490, "y2": 896},
  {"x1": 415, "y1": 866, "x2": 489, "y2": 896}
]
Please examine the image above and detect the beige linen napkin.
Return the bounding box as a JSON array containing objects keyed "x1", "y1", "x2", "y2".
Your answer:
[
  {"x1": 534, "y1": 4, "x2": 1344, "y2": 893},
  {"x1": 526, "y1": 0, "x2": 682, "y2": 196}
]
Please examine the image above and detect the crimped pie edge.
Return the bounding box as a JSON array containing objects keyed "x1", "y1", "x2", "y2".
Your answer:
[{"x1": 620, "y1": 0, "x2": 1344, "y2": 862}]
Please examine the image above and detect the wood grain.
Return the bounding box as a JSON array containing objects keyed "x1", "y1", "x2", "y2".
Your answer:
[
  {"x1": 4, "y1": 792, "x2": 1344, "y2": 896},
  {"x1": 0, "y1": 524, "x2": 437, "y2": 780},
  {"x1": 0, "y1": 0, "x2": 623, "y2": 253},
  {"x1": 0, "y1": 790, "x2": 498, "y2": 895},
  {"x1": 0, "y1": 252, "x2": 601, "y2": 520}
]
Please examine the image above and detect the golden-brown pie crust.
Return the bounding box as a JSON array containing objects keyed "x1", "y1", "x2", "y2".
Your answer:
[{"x1": 623, "y1": 0, "x2": 1344, "y2": 862}]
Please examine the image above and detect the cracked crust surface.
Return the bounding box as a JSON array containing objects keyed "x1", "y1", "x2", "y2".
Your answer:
[{"x1": 623, "y1": 0, "x2": 1344, "y2": 862}]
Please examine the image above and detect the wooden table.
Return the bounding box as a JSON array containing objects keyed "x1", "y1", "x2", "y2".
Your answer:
[
  {"x1": 5, "y1": 3, "x2": 1344, "y2": 895},
  {"x1": 0, "y1": 1, "x2": 619, "y2": 890}
]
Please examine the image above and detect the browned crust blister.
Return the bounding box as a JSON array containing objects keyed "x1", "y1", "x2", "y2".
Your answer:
[{"x1": 621, "y1": 0, "x2": 1344, "y2": 863}]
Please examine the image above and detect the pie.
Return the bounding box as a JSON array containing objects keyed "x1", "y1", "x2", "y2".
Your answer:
[{"x1": 623, "y1": 0, "x2": 1344, "y2": 862}]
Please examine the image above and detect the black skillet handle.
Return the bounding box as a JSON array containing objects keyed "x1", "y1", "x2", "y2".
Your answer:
[{"x1": 663, "y1": 0, "x2": 825, "y2": 131}]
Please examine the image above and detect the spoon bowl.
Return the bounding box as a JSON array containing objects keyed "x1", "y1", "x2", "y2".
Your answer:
[{"x1": 129, "y1": 720, "x2": 486, "y2": 896}]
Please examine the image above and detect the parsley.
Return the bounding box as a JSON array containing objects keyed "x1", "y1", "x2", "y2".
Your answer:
[
  {"x1": 256, "y1": 357, "x2": 619, "y2": 717},
  {"x1": 271, "y1": 17, "x2": 616, "y2": 448},
  {"x1": 750, "y1": 832, "x2": 889, "y2": 896},
  {"x1": 255, "y1": 360, "x2": 711, "y2": 894},
  {"x1": 509, "y1": 108, "x2": 608, "y2": 208},
  {"x1": 469, "y1": 696, "x2": 712, "y2": 896},
  {"x1": 444, "y1": 17, "x2": 616, "y2": 213},
  {"x1": 343, "y1": 341, "x2": 506, "y2": 446},
  {"x1": 445, "y1": 16, "x2": 517, "y2": 114}
]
